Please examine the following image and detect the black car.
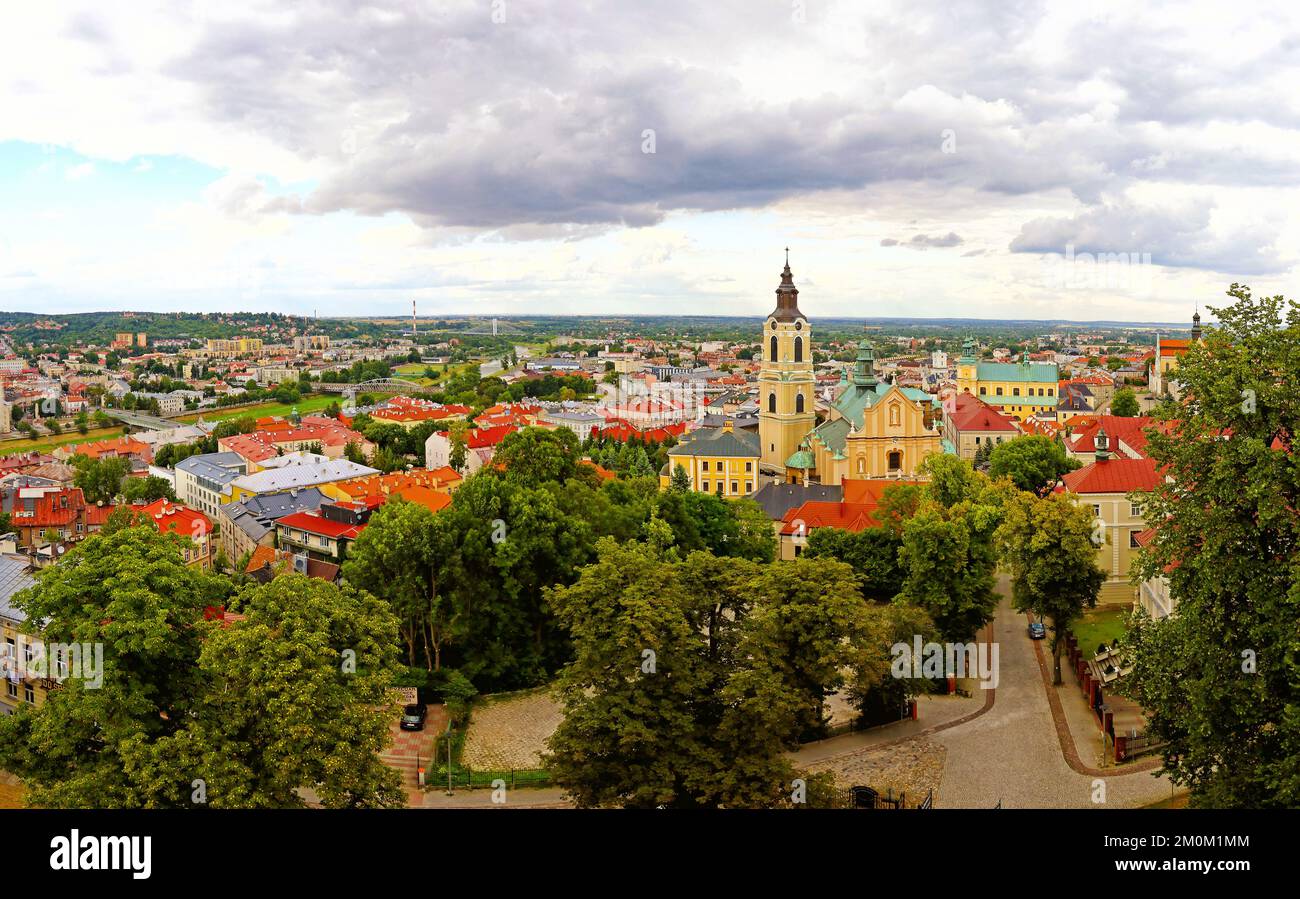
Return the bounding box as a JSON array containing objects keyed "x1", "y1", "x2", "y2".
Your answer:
[
  {"x1": 1028, "y1": 620, "x2": 1047, "y2": 640},
  {"x1": 400, "y1": 703, "x2": 427, "y2": 731}
]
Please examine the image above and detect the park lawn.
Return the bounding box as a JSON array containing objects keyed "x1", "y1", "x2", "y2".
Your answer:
[
  {"x1": 0, "y1": 425, "x2": 125, "y2": 457},
  {"x1": 172, "y1": 393, "x2": 339, "y2": 424},
  {"x1": 1071, "y1": 606, "x2": 1130, "y2": 655}
]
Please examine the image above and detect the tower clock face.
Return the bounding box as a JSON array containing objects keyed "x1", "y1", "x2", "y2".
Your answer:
[
  {"x1": 770, "y1": 320, "x2": 776, "y2": 330},
  {"x1": 795, "y1": 320, "x2": 803, "y2": 330}
]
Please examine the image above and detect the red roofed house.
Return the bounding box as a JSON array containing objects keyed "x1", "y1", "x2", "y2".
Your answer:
[
  {"x1": 1061, "y1": 415, "x2": 1157, "y2": 463},
  {"x1": 276, "y1": 501, "x2": 374, "y2": 563},
  {"x1": 133, "y1": 498, "x2": 212, "y2": 568},
  {"x1": 778, "y1": 478, "x2": 922, "y2": 560},
  {"x1": 424, "y1": 424, "x2": 517, "y2": 476},
  {"x1": 1058, "y1": 428, "x2": 1166, "y2": 603},
  {"x1": 7, "y1": 487, "x2": 115, "y2": 549},
  {"x1": 942, "y1": 394, "x2": 1019, "y2": 462}
]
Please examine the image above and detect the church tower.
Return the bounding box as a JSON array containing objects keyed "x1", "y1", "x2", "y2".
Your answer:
[{"x1": 759, "y1": 251, "x2": 817, "y2": 469}]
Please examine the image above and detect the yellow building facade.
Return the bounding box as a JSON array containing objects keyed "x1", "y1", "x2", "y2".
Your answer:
[
  {"x1": 663, "y1": 422, "x2": 761, "y2": 497},
  {"x1": 955, "y1": 339, "x2": 1059, "y2": 421}
]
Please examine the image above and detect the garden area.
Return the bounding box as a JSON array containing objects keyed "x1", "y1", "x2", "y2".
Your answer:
[{"x1": 1070, "y1": 605, "x2": 1130, "y2": 655}]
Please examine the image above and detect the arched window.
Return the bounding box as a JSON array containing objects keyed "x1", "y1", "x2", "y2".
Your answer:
[
  {"x1": 794, "y1": 336, "x2": 803, "y2": 363},
  {"x1": 796, "y1": 393, "x2": 805, "y2": 413},
  {"x1": 770, "y1": 335, "x2": 778, "y2": 362},
  {"x1": 768, "y1": 393, "x2": 777, "y2": 413}
]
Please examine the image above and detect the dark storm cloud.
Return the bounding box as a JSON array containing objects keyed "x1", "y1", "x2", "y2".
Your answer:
[{"x1": 156, "y1": 1, "x2": 1300, "y2": 265}]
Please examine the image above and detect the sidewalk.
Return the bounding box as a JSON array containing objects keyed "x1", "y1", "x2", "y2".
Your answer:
[{"x1": 793, "y1": 691, "x2": 986, "y2": 765}]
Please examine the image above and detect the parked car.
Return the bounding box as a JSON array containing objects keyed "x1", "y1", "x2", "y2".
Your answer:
[
  {"x1": 400, "y1": 703, "x2": 427, "y2": 731},
  {"x1": 1028, "y1": 620, "x2": 1047, "y2": 640}
]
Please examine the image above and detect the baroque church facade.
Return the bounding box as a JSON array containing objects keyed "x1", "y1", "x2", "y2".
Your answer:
[{"x1": 757, "y1": 255, "x2": 944, "y2": 486}]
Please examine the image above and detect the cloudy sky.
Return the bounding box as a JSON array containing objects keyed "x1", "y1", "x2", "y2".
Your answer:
[{"x1": 2, "y1": 0, "x2": 1298, "y2": 322}]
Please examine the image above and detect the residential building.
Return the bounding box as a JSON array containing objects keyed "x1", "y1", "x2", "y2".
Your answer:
[
  {"x1": 218, "y1": 488, "x2": 329, "y2": 564},
  {"x1": 0, "y1": 556, "x2": 43, "y2": 715},
  {"x1": 662, "y1": 421, "x2": 761, "y2": 497},
  {"x1": 132, "y1": 498, "x2": 212, "y2": 568},
  {"x1": 944, "y1": 394, "x2": 1019, "y2": 461},
  {"x1": 275, "y1": 501, "x2": 375, "y2": 562},
  {"x1": 1150, "y1": 312, "x2": 1201, "y2": 399},
  {"x1": 1058, "y1": 431, "x2": 1165, "y2": 603},
  {"x1": 226, "y1": 458, "x2": 379, "y2": 504},
  {"x1": 175, "y1": 452, "x2": 248, "y2": 519},
  {"x1": 425, "y1": 424, "x2": 517, "y2": 475},
  {"x1": 956, "y1": 339, "x2": 1059, "y2": 421}
]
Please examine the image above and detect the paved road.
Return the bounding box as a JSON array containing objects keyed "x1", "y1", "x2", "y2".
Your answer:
[{"x1": 932, "y1": 577, "x2": 1175, "y2": 808}]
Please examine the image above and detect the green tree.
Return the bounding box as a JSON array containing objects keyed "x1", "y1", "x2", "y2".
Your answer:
[
  {"x1": 988, "y1": 434, "x2": 1082, "y2": 494},
  {"x1": 997, "y1": 491, "x2": 1105, "y2": 684},
  {"x1": 493, "y1": 426, "x2": 580, "y2": 484},
  {"x1": 344, "y1": 498, "x2": 456, "y2": 671},
  {"x1": 544, "y1": 540, "x2": 803, "y2": 808},
  {"x1": 0, "y1": 525, "x2": 230, "y2": 807},
  {"x1": 805, "y1": 526, "x2": 905, "y2": 602},
  {"x1": 670, "y1": 463, "x2": 691, "y2": 492},
  {"x1": 71, "y1": 454, "x2": 130, "y2": 504},
  {"x1": 1120, "y1": 285, "x2": 1300, "y2": 807},
  {"x1": 121, "y1": 475, "x2": 176, "y2": 504},
  {"x1": 1110, "y1": 386, "x2": 1140, "y2": 417}
]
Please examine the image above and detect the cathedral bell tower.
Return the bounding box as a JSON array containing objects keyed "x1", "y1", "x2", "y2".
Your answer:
[{"x1": 758, "y1": 250, "x2": 817, "y2": 469}]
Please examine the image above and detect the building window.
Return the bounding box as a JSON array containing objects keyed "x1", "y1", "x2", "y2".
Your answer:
[
  {"x1": 996, "y1": 387, "x2": 1003, "y2": 396},
  {"x1": 1130, "y1": 503, "x2": 1143, "y2": 517},
  {"x1": 6, "y1": 682, "x2": 15, "y2": 699},
  {"x1": 974, "y1": 436, "x2": 980, "y2": 444},
  {"x1": 888, "y1": 450, "x2": 902, "y2": 471},
  {"x1": 701, "y1": 460, "x2": 709, "y2": 471},
  {"x1": 979, "y1": 387, "x2": 986, "y2": 395},
  {"x1": 1013, "y1": 388, "x2": 1020, "y2": 396},
  {"x1": 702, "y1": 481, "x2": 710, "y2": 493},
  {"x1": 24, "y1": 685, "x2": 34, "y2": 704},
  {"x1": 1129, "y1": 531, "x2": 1142, "y2": 549},
  {"x1": 794, "y1": 336, "x2": 803, "y2": 363},
  {"x1": 1048, "y1": 388, "x2": 1054, "y2": 396},
  {"x1": 796, "y1": 394, "x2": 805, "y2": 414},
  {"x1": 770, "y1": 336, "x2": 778, "y2": 362},
  {"x1": 1092, "y1": 504, "x2": 1101, "y2": 518},
  {"x1": 745, "y1": 482, "x2": 752, "y2": 493},
  {"x1": 745, "y1": 461, "x2": 752, "y2": 472},
  {"x1": 768, "y1": 393, "x2": 777, "y2": 414},
  {"x1": 731, "y1": 481, "x2": 738, "y2": 494}
]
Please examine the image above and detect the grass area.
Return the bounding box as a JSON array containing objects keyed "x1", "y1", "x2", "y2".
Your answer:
[
  {"x1": 172, "y1": 393, "x2": 339, "y2": 424},
  {"x1": 1071, "y1": 606, "x2": 1131, "y2": 655},
  {"x1": 0, "y1": 425, "x2": 125, "y2": 457}
]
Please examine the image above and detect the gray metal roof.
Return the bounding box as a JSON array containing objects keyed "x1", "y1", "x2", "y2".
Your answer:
[
  {"x1": 0, "y1": 556, "x2": 36, "y2": 626},
  {"x1": 749, "y1": 482, "x2": 844, "y2": 521}
]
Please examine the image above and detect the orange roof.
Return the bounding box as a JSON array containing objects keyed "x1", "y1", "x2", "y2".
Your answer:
[
  {"x1": 135, "y1": 498, "x2": 212, "y2": 538},
  {"x1": 780, "y1": 501, "x2": 880, "y2": 535},
  {"x1": 1060, "y1": 457, "x2": 1163, "y2": 494},
  {"x1": 71, "y1": 436, "x2": 151, "y2": 460}
]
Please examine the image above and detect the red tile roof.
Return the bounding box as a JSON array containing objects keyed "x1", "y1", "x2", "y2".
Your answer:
[
  {"x1": 134, "y1": 498, "x2": 212, "y2": 538},
  {"x1": 1060, "y1": 457, "x2": 1163, "y2": 494}
]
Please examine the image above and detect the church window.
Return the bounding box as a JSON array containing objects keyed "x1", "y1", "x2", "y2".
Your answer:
[
  {"x1": 768, "y1": 393, "x2": 777, "y2": 413},
  {"x1": 770, "y1": 336, "x2": 778, "y2": 361},
  {"x1": 888, "y1": 450, "x2": 903, "y2": 471},
  {"x1": 794, "y1": 336, "x2": 803, "y2": 362},
  {"x1": 796, "y1": 394, "x2": 805, "y2": 413}
]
